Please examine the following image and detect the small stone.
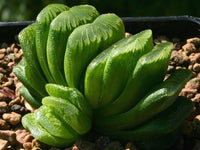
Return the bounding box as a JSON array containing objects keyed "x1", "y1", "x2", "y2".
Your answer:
[
  {"x1": 187, "y1": 37, "x2": 200, "y2": 47},
  {"x1": 0, "y1": 67, "x2": 6, "y2": 74},
  {"x1": 32, "y1": 139, "x2": 48, "y2": 149},
  {"x1": 2, "y1": 112, "x2": 21, "y2": 125},
  {"x1": 192, "y1": 94, "x2": 200, "y2": 103},
  {"x1": 13, "y1": 48, "x2": 19, "y2": 53},
  {"x1": 11, "y1": 104, "x2": 27, "y2": 114},
  {"x1": 0, "y1": 101, "x2": 8, "y2": 113},
  {"x1": 125, "y1": 32, "x2": 132, "y2": 38},
  {"x1": 15, "y1": 129, "x2": 31, "y2": 145},
  {"x1": 179, "y1": 88, "x2": 197, "y2": 98},
  {"x1": 7, "y1": 62, "x2": 15, "y2": 68},
  {"x1": 167, "y1": 65, "x2": 175, "y2": 73},
  {"x1": 193, "y1": 63, "x2": 200, "y2": 72},
  {"x1": 2, "y1": 80, "x2": 12, "y2": 87},
  {"x1": 6, "y1": 47, "x2": 12, "y2": 53},
  {"x1": 0, "y1": 53, "x2": 5, "y2": 59},
  {"x1": 0, "y1": 93, "x2": 10, "y2": 102},
  {"x1": 185, "y1": 78, "x2": 200, "y2": 90},
  {"x1": 0, "y1": 130, "x2": 16, "y2": 145},
  {"x1": 0, "y1": 139, "x2": 8, "y2": 150},
  {"x1": 0, "y1": 48, "x2": 6, "y2": 54},
  {"x1": 170, "y1": 50, "x2": 189, "y2": 66},
  {"x1": 0, "y1": 60, "x2": 7, "y2": 67},
  {"x1": 10, "y1": 44, "x2": 16, "y2": 51},
  {"x1": 9, "y1": 97, "x2": 21, "y2": 106},
  {"x1": 182, "y1": 43, "x2": 197, "y2": 55},
  {"x1": 14, "y1": 53, "x2": 23, "y2": 63},
  {"x1": 23, "y1": 142, "x2": 32, "y2": 150},
  {"x1": 0, "y1": 119, "x2": 10, "y2": 129},
  {"x1": 189, "y1": 53, "x2": 200, "y2": 64}
]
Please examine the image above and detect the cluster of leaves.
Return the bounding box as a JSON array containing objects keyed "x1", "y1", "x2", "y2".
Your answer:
[{"x1": 13, "y1": 3, "x2": 194, "y2": 150}]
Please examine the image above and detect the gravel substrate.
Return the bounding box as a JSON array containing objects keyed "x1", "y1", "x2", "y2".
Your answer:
[{"x1": 1, "y1": 36, "x2": 200, "y2": 150}]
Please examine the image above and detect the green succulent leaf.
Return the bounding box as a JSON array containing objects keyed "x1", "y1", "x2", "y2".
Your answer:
[
  {"x1": 104, "y1": 96, "x2": 193, "y2": 140},
  {"x1": 47, "y1": 5, "x2": 99, "y2": 85},
  {"x1": 64, "y1": 13, "x2": 125, "y2": 90},
  {"x1": 45, "y1": 83, "x2": 92, "y2": 119},
  {"x1": 42, "y1": 96, "x2": 91, "y2": 135},
  {"x1": 35, "y1": 105, "x2": 79, "y2": 139},
  {"x1": 22, "y1": 113, "x2": 75, "y2": 147},
  {"x1": 13, "y1": 58, "x2": 46, "y2": 100},
  {"x1": 36, "y1": 4, "x2": 69, "y2": 83},
  {"x1": 96, "y1": 42, "x2": 173, "y2": 116},
  {"x1": 18, "y1": 23, "x2": 43, "y2": 73},
  {"x1": 85, "y1": 29, "x2": 153, "y2": 108},
  {"x1": 95, "y1": 69, "x2": 192, "y2": 131},
  {"x1": 19, "y1": 86, "x2": 41, "y2": 108}
]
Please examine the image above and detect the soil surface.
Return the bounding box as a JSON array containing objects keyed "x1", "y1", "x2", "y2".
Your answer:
[{"x1": 1, "y1": 35, "x2": 200, "y2": 150}]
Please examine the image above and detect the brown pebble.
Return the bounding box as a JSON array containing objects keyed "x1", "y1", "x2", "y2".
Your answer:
[
  {"x1": 170, "y1": 50, "x2": 189, "y2": 66},
  {"x1": 0, "y1": 60, "x2": 7, "y2": 67},
  {"x1": 23, "y1": 142, "x2": 32, "y2": 150},
  {"x1": 0, "y1": 67, "x2": 6, "y2": 74},
  {"x1": 0, "y1": 118, "x2": 10, "y2": 129},
  {"x1": 6, "y1": 47, "x2": 12, "y2": 53},
  {"x1": 32, "y1": 139, "x2": 48, "y2": 149},
  {"x1": 7, "y1": 61, "x2": 15, "y2": 68},
  {"x1": 125, "y1": 32, "x2": 132, "y2": 38},
  {"x1": 192, "y1": 94, "x2": 200, "y2": 103},
  {"x1": 193, "y1": 63, "x2": 200, "y2": 72},
  {"x1": 2, "y1": 80, "x2": 12, "y2": 87},
  {"x1": 0, "y1": 139, "x2": 8, "y2": 150},
  {"x1": 179, "y1": 88, "x2": 197, "y2": 98},
  {"x1": 182, "y1": 43, "x2": 197, "y2": 55},
  {"x1": 185, "y1": 78, "x2": 200, "y2": 90},
  {"x1": 2, "y1": 112, "x2": 21, "y2": 125},
  {"x1": 15, "y1": 129, "x2": 31, "y2": 145},
  {"x1": 13, "y1": 48, "x2": 19, "y2": 53},
  {"x1": 10, "y1": 44, "x2": 16, "y2": 51},
  {"x1": 0, "y1": 130, "x2": 16, "y2": 145},
  {"x1": 0, "y1": 101, "x2": 8, "y2": 113},
  {"x1": 9, "y1": 97, "x2": 21, "y2": 106},
  {"x1": 189, "y1": 53, "x2": 200, "y2": 64},
  {"x1": 0, "y1": 48, "x2": 6, "y2": 54},
  {"x1": 24, "y1": 134, "x2": 33, "y2": 143},
  {"x1": 0, "y1": 53, "x2": 5, "y2": 59},
  {"x1": 187, "y1": 37, "x2": 200, "y2": 47},
  {"x1": 0, "y1": 93, "x2": 10, "y2": 102}
]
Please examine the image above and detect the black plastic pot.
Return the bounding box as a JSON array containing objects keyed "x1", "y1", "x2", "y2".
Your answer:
[{"x1": 0, "y1": 16, "x2": 200, "y2": 44}]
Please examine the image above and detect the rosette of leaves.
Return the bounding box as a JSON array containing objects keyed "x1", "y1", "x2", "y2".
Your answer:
[{"x1": 14, "y1": 3, "x2": 194, "y2": 149}]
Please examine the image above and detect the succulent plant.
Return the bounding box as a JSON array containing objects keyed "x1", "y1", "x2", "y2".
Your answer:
[{"x1": 14, "y1": 3, "x2": 194, "y2": 149}]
